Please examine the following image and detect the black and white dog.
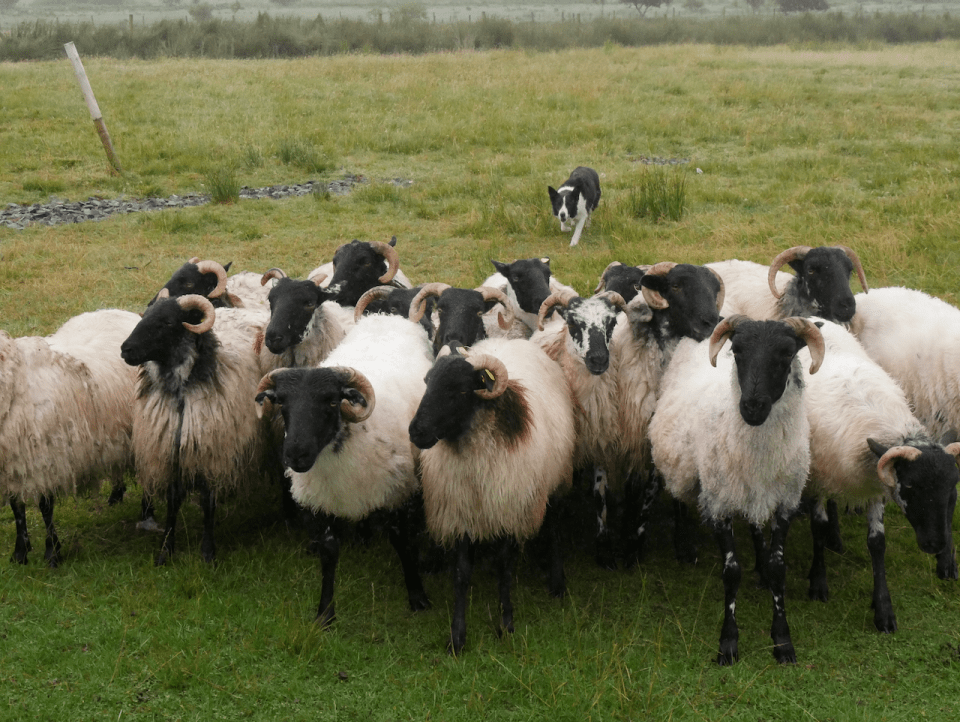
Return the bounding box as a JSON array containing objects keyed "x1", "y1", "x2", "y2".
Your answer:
[{"x1": 548, "y1": 166, "x2": 601, "y2": 247}]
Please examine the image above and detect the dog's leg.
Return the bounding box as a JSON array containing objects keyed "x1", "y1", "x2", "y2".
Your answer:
[{"x1": 569, "y1": 214, "x2": 588, "y2": 246}]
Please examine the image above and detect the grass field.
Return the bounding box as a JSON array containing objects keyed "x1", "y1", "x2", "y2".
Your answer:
[{"x1": 2, "y1": 43, "x2": 960, "y2": 720}]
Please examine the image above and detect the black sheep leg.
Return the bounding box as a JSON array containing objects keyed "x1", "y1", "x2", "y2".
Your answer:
[
  {"x1": 156, "y1": 478, "x2": 185, "y2": 566},
  {"x1": 768, "y1": 507, "x2": 796, "y2": 664},
  {"x1": 496, "y1": 537, "x2": 519, "y2": 637},
  {"x1": 807, "y1": 498, "x2": 831, "y2": 602},
  {"x1": 623, "y1": 468, "x2": 662, "y2": 567},
  {"x1": 10, "y1": 497, "x2": 31, "y2": 564},
  {"x1": 107, "y1": 478, "x2": 126, "y2": 506},
  {"x1": 449, "y1": 535, "x2": 476, "y2": 656},
  {"x1": 750, "y1": 523, "x2": 768, "y2": 586},
  {"x1": 542, "y1": 497, "x2": 566, "y2": 598},
  {"x1": 712, "y1": 517, "x2": 740, "y2": 666},
  {"x1": 199, "y1": 481, "x2": 217, "y2": 564},
  {"x1": 592, "y1": 466, "x2": 616, "y2": 570},
  {"x1": 312, "y1": 512, "x2": 341, "y2": 628},
  {"x1": 936, "y1": 489, "x2": 958, "y2": 580},
  {"x1": 866, "y1": 500, "x2": 897, "y2": 633},
  {"x1": 386, "y1": 496, "x2": 430, "y2": 612},
  {"x1": 674, "y1": 499, "x2": 699, "y2": 564},
  {"x1": 824, "y1": 498, "x2": 845, "y2": 554},
  {"x1": 38, "y1": 494, "x2": 62, "y2": 568}
]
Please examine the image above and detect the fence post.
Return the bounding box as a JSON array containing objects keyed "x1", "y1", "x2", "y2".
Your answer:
[{"x1": 63, "y1": 41, "x2": 122, "y2": 174}]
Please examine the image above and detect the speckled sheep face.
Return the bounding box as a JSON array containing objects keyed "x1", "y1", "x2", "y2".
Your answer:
[
  {"x1": 729, "y1": 320, "x2": 806, "y2": 427},
  {"x1": 787, "y1": 247, "x2": 856, "y2": 323},
  {"x1": 491, "y1": 258, "x2": 552, "y2": 315},
  {"x1": 264, "y1": 279, "x2": 329, "y2": 355},
  {"x1": 560, "y1": 296, "x2": 620, "y2": 375},
  {"x1": 409, "y1": 354, "x2": 480, "y2": 449}
]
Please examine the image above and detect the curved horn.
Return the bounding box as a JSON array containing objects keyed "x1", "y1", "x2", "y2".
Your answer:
[
  {"x1": 768, "y1": 246, "x2": 813, "y2": 299},
  {"x1": 311, "y1": 272, "x2": 328, "y2": 287},
  {"x1": 537, "y1": 291, "x2": 574, "y2": 331},
  {"x1": 465, "y1": 352, "x2": 509, "y2": 400},
  {"x1": 834, "y1": 245, "x2": 870, "y2": 294},
  {"x1": 157, "y1": 287, "x2": 171, "y2": 300},
  {"x1": 596, "y1": 290, "x2": 627, "y2": 313},
  {"x1": 176, "y1": 294, "x2": 216, "y2": 334},
  {"x1": 876, "y1": 445, "x2": 923, "y2": 490},
  {"x1": 476, "y1": 285, "x2": 514, "y2": 330},
  {"x1": 370, "y1": 240, "x2": 401, "y2": 284},
  {"x1": 708, "y1": 314, "x2": 747, "y2": 367},
  {"x1": 193, "y1": 260, "x2": 228, "y2": 298},
  {"x1": 334, "y1": 367, "x2": 375, "y2": 423},
  {"x1": 409, "y1": 282, "x2": 450, "y2": 323},
  {"x1": 781, "y1": 316, "x2": 826, "y2": 374},
  {"x1": 708, "y1": 266, "x2": 726, "y2": 312},
  {"x1": 260, "y1": 268, "x2": 287, "y2": 286},
  {"x1": 945, "y1": 442, "x2": 960, "y2": 464},
  {"x1": 253, "y1": 369, "x2": 283, "y2": 419},
  {"x1": 354, "y1": 286, "x2": 396, "y2": 322},
  {"x1": 593, "y1": 261, "x2": 623, "y2": 294},
  {"x1": 640, "y1": 262, "x2": 678, "y2": 310}
]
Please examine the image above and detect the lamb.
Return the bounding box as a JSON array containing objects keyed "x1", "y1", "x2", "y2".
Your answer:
[
  {"x1": 408, "y1": 338, "x2": 576, "y2": 655},
  {"x1": 254, "y1": 313, "x2": 435, "y2": 626},
  {"x1": 797, "y1": 319, "x2": 960, "y2": 632},
  {"x1": 650, "y1": 315, "x2": 825, "y2": 665},
  {"x1": 120, "y1": 294, "x2": 273, "y2": 565},
  {"x1": 3, "y1": 308, "x2": 141, "y2": 567},
  {"x1": 707, "y1": 245, "x2": 869, "y2": 323},
  {"x1": 407, "y1": 282, "x2": 517, "y2": 355}
]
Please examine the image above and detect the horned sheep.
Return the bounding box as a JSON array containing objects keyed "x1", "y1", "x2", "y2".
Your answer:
[
  {"x1": 409, "y1": 339, "x2": 576, "y2": 655},
  {"x1": 650, "y1": 315, "x2": 825, "y2": 665}
]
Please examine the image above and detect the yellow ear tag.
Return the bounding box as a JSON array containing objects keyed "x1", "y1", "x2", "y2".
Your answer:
[{"x1": 484, "y1": 370, "x2": 495, "y2": 382}]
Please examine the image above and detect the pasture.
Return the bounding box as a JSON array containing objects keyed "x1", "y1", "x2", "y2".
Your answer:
[{"x1": 1, "y1": 43, "x2": 960, "y2": 719}]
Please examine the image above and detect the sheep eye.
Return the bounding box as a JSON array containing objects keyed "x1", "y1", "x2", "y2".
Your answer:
[
  {"x1": 305, "y1": 302, "x2": 316, "y2": 310},
  {"x1": 477, "y1": 311, "x2": 484, "y2": 317},
  {"x1": 184, "y1": 282, "x2": 194, "y2": 290}
]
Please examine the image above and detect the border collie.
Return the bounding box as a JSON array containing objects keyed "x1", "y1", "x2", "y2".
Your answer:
[{"x1": 548, "y1": 166, "x2": 601, "y2": 247}]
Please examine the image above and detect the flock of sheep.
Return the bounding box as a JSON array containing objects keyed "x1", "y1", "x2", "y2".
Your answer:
[{"x1": 3, "y1": 238, "x2": 959, "y2": 661}]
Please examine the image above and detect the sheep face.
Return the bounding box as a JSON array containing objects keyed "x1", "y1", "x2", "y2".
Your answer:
[
  {"x1": 264, "y1": 278, "x2": 333, "y2": 355},
  {"x1": 257, "y1": 368, "x2": 365, "y2": 473},
  {"x1": 727, "y1": 320, "x2": 808, "y2": 427},
  {"x1": 867, "y1": 438, "x2": 960, "y2": 556},
  {"x1": 120, "y1": 298, "x2": 208, "y2": 367},
  {"x1": 641, "y1": 264, "x2": 721, "y2": 342},
  {"x1": 599, "y1": 264, "x2": 645, "y2": 304},
  {"x1": 362, "y1": 287, "x2": 435, "y2": 337},
  {"x1": 491, "y1": 258, "x2": 552, "y2": 315},
  {"x1": 432, "y1": 289, "x2": 500, "y2": 356},
  {"x1": 785, "y1": 247, "x2": 857, "y2": 323},
  {"x1": 150, "y1": 260, "x2": 231, "y2": 306},
  {"x1": 329, "y1": 238, "x2": 398, "y2": 307},
  {"x1": 557, "y1": 296, "x2": 621, "y2": 375},
  {"x1": 409, "y1": 354, "x2": 486, "y2": 449}
]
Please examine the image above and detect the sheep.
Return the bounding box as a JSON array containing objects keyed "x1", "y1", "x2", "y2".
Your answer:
[
  {"x1": 593, "y1": 261, "x2": 649, "y2": 304},
  {"x1": 408, "y1": 339, "x2": 577, "y2": 655},
  {"x1": 353, "y1": 285, "x2": 436, "y2": 338},
  {"x1": 147, "y1": 257, "x2": 273, "y2": 310},
  {"x1": 307, "y1": 237, "x2": 410, "y2": 305},
  {"x1": 650, "y1": 314, "x2": 825, "y2": 665},
  {"x1": 120, "y1": 294, "x2": 273, "y2": 565},
  {"x1": 3, "y1": 308, "x2": 141, "y2": 567},
  {"x1": 707, "y1": 245, "x2": 869, "y2": 324},
  {"x1": 407, "y1": 282, "x2": 518, "y2": 355},
  {"x1": 481, "y1": 257, "x2": 577, "y2": 334},
  {"x1": 797, "y1": 319, "x2": 960, "y2": 632},
  {"x1": 253, "y1": 313, "x2": 435, "y2": 626}
]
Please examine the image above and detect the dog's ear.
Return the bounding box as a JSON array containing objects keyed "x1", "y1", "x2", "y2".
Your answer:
[{"x1": 548, "y1": 186, "x2": 559, "y2": 204}]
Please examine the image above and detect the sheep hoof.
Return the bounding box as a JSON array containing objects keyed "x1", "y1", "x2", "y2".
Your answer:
[
  {"x1": 716, "y1": 645, "x2": 738, "y2": 666},
  {"x1": 447, "y1": 636, "x2": 466, "y2": 657},
  {"x1": 807, "y1": 583, "x2": 829, "y2": 603},
  {"x1": 315, "y1": 605, "x2": 336, "y2": 629},
  {"x1": 10, "y1": 552, "x2": 28, "y2": 565},
  {"x1": 936, "y1": 552, "x2": 958, "y2": 581},
  {"x1": 408, "y1": 593, "x2": 431, "y2": 612},
  {"x1": 773, "y1": 643, "x2": 797, "y2": 665},
  {"x1": 155, "y1": 549, "x2": 172, "y2": 567}
]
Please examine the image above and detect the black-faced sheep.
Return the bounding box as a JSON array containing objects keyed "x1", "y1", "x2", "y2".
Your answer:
[
  {"x1": 482, "y1": 257, "x2": 576, "y2": 335},
  {"x1": 407, "y1": 283, "x2": 516, "y2": 355},
  {"x1": 254, "y1": 313, "x2": 435, "y2": 626},
  {"x1": 120, "y1": 295, "x2": 272, "y2": 565},
  {"x1": 3, "y1": 309, "x2": 141, "y2": 566},
  {"x1": 650, "y1": 315, "x2": 825, "y2": 665},
  {"x1": 409, "y1": 339, "x2": 576, "y2": 655},
  {"x1": 593, "y1": 261, "x2": 648, "y2": 304},
  {"x1": 306, "y1": 238, "x2": 408, "y2": 307}
]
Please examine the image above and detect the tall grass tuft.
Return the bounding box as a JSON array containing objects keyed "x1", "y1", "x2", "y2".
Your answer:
[
  {"x1": 276, "y1": 138, "x2": 335, "y2": 174},
  {"x1": 627, "y1": 166, "x2": 687, "y2": 223},
  {"x1": 203, "y1": 164, "x2": 241, "y2": 204}
]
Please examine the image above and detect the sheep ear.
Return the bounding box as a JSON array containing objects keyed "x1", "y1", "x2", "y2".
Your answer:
[
  {"x1": 939, "y1": 429, "x2": 959, "y2": 446},
  {"x1": 867, "y1": 438, "x2": 888, "y2": 459},
  {"x1": 491, "y1": 260, "x2": 507, "y2": 275},
  {"x1": 254, "y1": 390, "x2": 278, "y2": 419}
]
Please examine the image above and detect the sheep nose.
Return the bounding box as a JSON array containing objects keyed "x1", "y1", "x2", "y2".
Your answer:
[
  {"x1": 739, "y1": 397, "x2": 772, "y2": 426},
  {"x1": 833, "y1": 297, "x2": 856, "y2": 322}
]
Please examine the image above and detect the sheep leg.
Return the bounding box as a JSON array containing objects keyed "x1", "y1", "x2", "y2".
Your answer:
[
  {"x1": 198, "y1": 481, "x2": 217, "y2": 565},
  {"x1": 807, "y1": 498, "x2": 831, "y2": 602},
  {"x1": 712, "y1": 517, "x2": 740, "y2": 666},
  {"x1": 866, "y1": 500, "x2": 896, "y2": 633},
  {"x1": 593, "y1": 466, "x2": 617, "y2": 570},
  {"x1": 673, "y1": 499, "x2": 698, "y2": 564},
  {"x1": 313, "y1": 512, "x2": 341, "y2": 629},
  {"x1": 156, "y1": 479, "x2": 185, "y2": 566},
  {"x1": 386, "y1": 498, "x2": 431, "y2": 612},
  {"x1": 137, "y1": 492, "x2": 161, "y2": 533},
  {"x1": 496, "y1": 537, "x2": 519, "y2": 637},
  {"x1": 9, "y1": 497, "x2": 31, "y2": 564},
  {"x1": 768, "y1": 508, "x2": 796, "y2": 664},
  {"x1": 824, "y1": 498, "x2": 844, "y2": 554},
  {"x1": 750, "y1": 523, "x2": 768, "y2": 587},
  {"x1": 449, "y1": 536, "x2": 476, "y2": 656},
  {"x1": 623, "y1": 467, "x2": 663, "y2": 567},
  {"x1": 38, "y1": 494, "x2": 62, "y2": 568},
  {"x1": 542, "y1": 497, "x2": 566, "y2": 598},
  {"x1": 107, "y1": 478, "x2": 127, "y2": 506},
  {"x1": 935, "y1": 490, "x2": 958, "y2": 581}
]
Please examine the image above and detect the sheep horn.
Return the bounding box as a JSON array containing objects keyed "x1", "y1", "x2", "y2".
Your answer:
[
  {"x1": 783, "y1": 316, "x2": 826, "y2": 374},
  {"x1": 188, "y1": 256, "x2": 200, "y2": 264},
  {"x1": 944, "y1": 442, "x2": 960, "y2": 464},
  {"x1": 708, "y1": 314, "x2": 747, "y2": 367},
  {"x1": 253, "y1": 369, "x2": 283, "y2": 419},
  {"x1": 476, "y1": 286, "x2": 514, "y2": 330},
  {"x1": 157, "y1": 287, "x2": 171, "y2": 300},
  {"x1": 371, "y1": 240, "x2": 401, "y2": 284},
  {"x1": 834, "y1": 245, "x2": 870, "y2": 294},
  {"x1": 193, "y1": 260, "x2": 228, "y2": 298},
  {"x1": 334, "y1": 367, "x2": 376, "y2": 423},
  {"x1": 311, "y1": 272, "x2": 329, "y2": 287},
  {"x1": 260, "y1": 268, "x2": 287, "y2": 286},
  {"x1": 354, "y1": 286, "x2": 396, "y2": 322},
  {"x1": 768, "y1": 246, "x2": 813, "y2": 299},
  {"x1": 409, "y1": 282, "x2": 450, "y2": 323},
  {"x1": 176, "y1": 294, "x2": 216, "y2": 334},
  {"x1": 537, "y1": 291, "x2": 574, "y2": 331},
  {"x1": 708, "y1": 266, "x2": 726, "y2": 313},
  {"x1": 593, "y1": 261, "x2": 623, "y2": 294},
  {"x1": 596, "y1": 290, "x2": 627, "y2": 313},
  {"x1": 465, "y1": 352, "x2": 509, "y2": 400},
  {"x1": 640, "y1": 261, "x2": 678, "y2": 310},
  {"x1": 875, "y1": 444, "x2": 923, "y2": 490}
]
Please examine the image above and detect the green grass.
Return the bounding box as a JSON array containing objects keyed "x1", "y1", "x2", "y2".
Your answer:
[{"x1": 2, "y1": 43, "x2": 960, "y2": 719}]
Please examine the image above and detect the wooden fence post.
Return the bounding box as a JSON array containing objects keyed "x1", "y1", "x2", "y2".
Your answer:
[{"x1": 63, "y1": 41, "x2": 122, "y2": 174}]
